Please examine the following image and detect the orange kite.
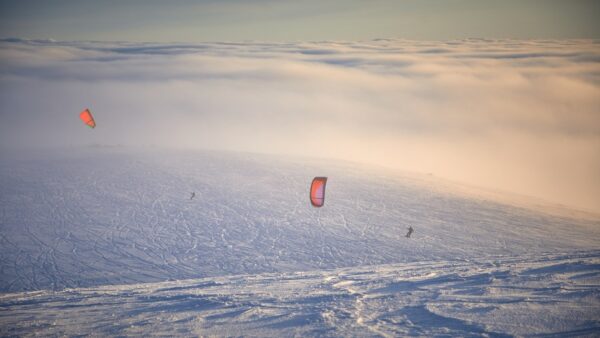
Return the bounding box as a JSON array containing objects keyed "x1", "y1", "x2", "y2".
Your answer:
[
  {"x1": 79, "y1": 109, "x2": 96, "y2": 128},
  {"x1": 310, "y1": 177, "x2": 327, "y2": 207}
]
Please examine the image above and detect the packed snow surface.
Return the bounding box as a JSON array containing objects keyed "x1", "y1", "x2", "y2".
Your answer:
[{"x1": 1, "y1": 148, "x2": 599, "y2": 336}]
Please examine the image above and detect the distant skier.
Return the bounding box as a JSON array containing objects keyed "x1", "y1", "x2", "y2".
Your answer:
[
  {"x1": 405, "y1": 226, "x2": 413, "y2": 238},
  {"x1": 190, "y1": 192, "x2": 195, "y2": 200}
]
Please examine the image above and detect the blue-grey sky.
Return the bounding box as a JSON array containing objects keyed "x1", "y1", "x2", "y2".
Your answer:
[{"x1": 1, "y1": 0, "x2": 599, "y2": 42}]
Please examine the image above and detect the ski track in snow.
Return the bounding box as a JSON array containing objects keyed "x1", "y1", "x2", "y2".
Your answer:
[{"x1": 1, "y1": 148, "x2": 599, "y2": 336}]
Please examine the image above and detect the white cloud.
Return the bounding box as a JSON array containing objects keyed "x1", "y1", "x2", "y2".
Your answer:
[{"x1": 1, "y1": 38, "x2": 599, "y2": 211}]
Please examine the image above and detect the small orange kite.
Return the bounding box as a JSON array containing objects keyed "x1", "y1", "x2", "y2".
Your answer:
[{"x1": 79, "y1": 109, "x2": 96, "y2": 128}]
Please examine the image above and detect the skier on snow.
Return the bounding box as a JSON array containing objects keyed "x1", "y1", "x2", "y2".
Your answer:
[
  {"x1": 406, "y1": 226, "x2": 413, "y2": 238},
  {"x1": 190, "y1": 192, "x2": 195, "y2": 200}
]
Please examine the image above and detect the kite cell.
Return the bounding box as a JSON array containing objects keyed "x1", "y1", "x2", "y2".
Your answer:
[
  {"x1": 79, "y1": 109, "x2": 96, "y2": 128},
  {"x1": 310, "y1": 177, "x2": 327, "y2": 207}
]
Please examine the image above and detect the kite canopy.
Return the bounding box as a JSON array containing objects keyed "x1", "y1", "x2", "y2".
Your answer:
[
  {"x1": 310, "y1": 177, "x2": 327, "y2": 207},
  {"x1": 79, "y1": 109, "x2": 96, "y2": 128}
]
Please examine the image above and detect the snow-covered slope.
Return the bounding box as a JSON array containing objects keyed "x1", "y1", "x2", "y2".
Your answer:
[
  {"x1": 1, "y1": 251, "x2": 598, "y2": 337},
  {"x1": 1, "y1": 148, "x2": 599, "y2": 336},
  {"x1": 0, "y1": 148, "x2": 598, "y2": 292}
]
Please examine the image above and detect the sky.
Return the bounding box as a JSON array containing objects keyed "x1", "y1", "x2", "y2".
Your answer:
[
  {"x1": 0, "y1": 0, "x2": 599, "y2": 41},
  {"x1": 0, "y1": 2, "x2": 599, "y2": 212}
]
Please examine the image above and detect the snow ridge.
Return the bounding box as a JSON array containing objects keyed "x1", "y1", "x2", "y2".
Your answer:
[{"x1": 1, "y1": 251, "x2": 598, "y2": 336}]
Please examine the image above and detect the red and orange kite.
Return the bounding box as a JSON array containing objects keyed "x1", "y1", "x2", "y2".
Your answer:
[
  {"x1": 79, "y1": 109, "x2": 96, "y2": 128},
  {"x1": 310, "y1": 177, "x2": 327, "y2": 207}
]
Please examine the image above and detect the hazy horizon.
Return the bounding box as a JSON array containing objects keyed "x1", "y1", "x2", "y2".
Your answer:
[
  {"x1": 1, "y1": 38, "x2": 599, "y2": 213},
  {"x1": 1, "y1": 2, "x2": 600, "y2": 212}
]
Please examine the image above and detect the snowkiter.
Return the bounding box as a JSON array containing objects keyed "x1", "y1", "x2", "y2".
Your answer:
[
  {"x1": 190, "y1": 192, "x2": 195, "y2": 200},
  {"x1": 406, "y1": 226, "x2": 413, "y2": 238}
]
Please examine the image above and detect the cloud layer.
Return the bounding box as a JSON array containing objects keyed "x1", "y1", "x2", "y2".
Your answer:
[{"x1": 1, "y1": 38, "x2": 599, "y2": 211}]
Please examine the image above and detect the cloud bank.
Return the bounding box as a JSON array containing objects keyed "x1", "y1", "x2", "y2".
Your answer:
[{"x1": 1, "y1": 38, "x2": 599, "y2": 211}]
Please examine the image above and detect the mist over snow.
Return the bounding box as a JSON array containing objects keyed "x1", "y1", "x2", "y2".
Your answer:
[
  {"x1": 1, "y1": 38, "x2": 599, "y2": 211},
  {"x1": 1, "y1": 37, "x2": 600, "y2": 336}
]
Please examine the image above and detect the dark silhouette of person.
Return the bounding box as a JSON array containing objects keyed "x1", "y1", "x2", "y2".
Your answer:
[
  {"x1": 406, "y1": 226, "x2": 414, "y2": 238},
  {"x1": 190, "y1": 192, "x2": 195, "y2": 200}
]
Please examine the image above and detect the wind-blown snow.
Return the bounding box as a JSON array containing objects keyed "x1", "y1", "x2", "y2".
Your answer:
[
  {"x1": 0, "y1": 148, "x2": 599, "y2": 336},
  {"x1": 1, "y1": 251, "x2": 598, "y2": 336},
  {"x1": 1, "y1": 148, "x2": 598, "y2": 293}
]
